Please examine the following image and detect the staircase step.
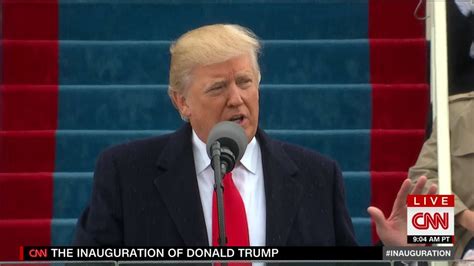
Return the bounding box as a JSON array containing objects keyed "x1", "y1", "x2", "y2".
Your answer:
[
  {"x1": 1, "y1": 40, "x2": 58, "y2": 85},
  {"x1": 371, "y1": 129, "x2": 426, "y2": 172},
  {"x1": 1, "y1": 129, "x2": 425, "y2": 173},
  {"x1": 0, "y1": 173, "x2": 53, "y2": 219},
  {"x1": 57, "y1": 0, "x2": 368, "y2": 41},
  {"x1": 53, "y1": 129, "x2": 371, "y2": 172},
  {"x1": 372, "y1": 84, "x2": 429, "y2": 130},
  {"x1": 58, "y1": 40, "x2": 370, "y2": 85},
  {"x1": 51, "y1": 218, "x2": 77, "y2": 246},
  {"x1": 369, "y1": 0, "x2": 425, "y2": 39},
  {"x1": 0, "y1": 85, "x2": 58, "y2": 131},
  {"x1": 2, "y1": 0, "x2": 58, "y2": 40},
  {"x1": 352, "y1": 217, "x2": 372, "y2": 246},
  {"x1": 2, "y1": 129, "x2": 369, "y2": 172},
  {"x1": 53, "y1": 173, "x2": 93, "y2": 220},
  {"x1": 2, "y1": 84, "x2": 429, "y2": 131},
  {"x1": 370, "y1": 39, "x2": 427, "y2": 84},
  {"x1": 344, "y1": 172, "x2": 371, "y2": 218},
  {"x1": 55, "y1": 84, "x2": 372, "y2": 130},
  {"x1": 4, "y1": 0, "x2": 425, "y2": 41},
  {"x1": 2, "y1": 39, "x2": 427, "y2": 85},
  {"x1": 0, "y1": 131, "x2": 56, "y2": 173}
]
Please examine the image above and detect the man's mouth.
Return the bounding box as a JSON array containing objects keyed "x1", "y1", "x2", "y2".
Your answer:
[{"x1": 228, "y1": 115, "x2": 245, "y2": 124}]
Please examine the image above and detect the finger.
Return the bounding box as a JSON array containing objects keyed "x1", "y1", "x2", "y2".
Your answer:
[
  {"x1": 411, "y1": 175, "x2": 428, "y2": 195},
  {"x1": 427, "y1": 184, "x2": 438, "y2": 195},
  {"x1": 393, "y1": 179, "x2": 413, "y2": 211},
  {"x1": 367, "y1": 206, "x2": 387, "y2": 232}
]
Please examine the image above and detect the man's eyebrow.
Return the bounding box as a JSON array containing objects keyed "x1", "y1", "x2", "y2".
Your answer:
[
  {"x1": 236, "y1": 70, "x2": 253, "y2": 76},
  {"x1": 210, "y1": 80, "x2": 227, "y2": 85},
  {"x1": 235, "y1": 72, "x2": 254, "y2": 79}
]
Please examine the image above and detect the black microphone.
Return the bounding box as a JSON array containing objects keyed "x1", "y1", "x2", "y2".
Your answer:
[{"x1": 206, "y1": 121, "x2": 248, "y2": 173}]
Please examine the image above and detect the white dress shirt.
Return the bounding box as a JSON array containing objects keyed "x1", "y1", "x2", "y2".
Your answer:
[{"x1": 192, "y1": 130, "x2": 266, "y2": 246}]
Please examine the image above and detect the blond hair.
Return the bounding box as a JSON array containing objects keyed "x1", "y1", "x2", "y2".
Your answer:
[{"x1": 168, "y1": 24, "x2": 261, "y2": 100}]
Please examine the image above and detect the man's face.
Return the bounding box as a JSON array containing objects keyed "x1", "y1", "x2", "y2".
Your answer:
[{"x1": 173, "y1": 54, "x2": 260, "y2": 143}]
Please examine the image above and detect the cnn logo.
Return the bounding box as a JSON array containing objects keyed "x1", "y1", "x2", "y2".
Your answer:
[
  {"x1": 406, "y1": 195, "x2": 455, "y2": 244},
  {"x1": 412, "y1": 212, "x2": 449, "y2": 230},
  {"x1": 20, "y1": 246, "x2": 49, "y2": 260}
]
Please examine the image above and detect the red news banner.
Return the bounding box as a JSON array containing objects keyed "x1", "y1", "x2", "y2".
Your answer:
[{"x1": 406, "y1": 194, "x2": 455, "y2": 244}]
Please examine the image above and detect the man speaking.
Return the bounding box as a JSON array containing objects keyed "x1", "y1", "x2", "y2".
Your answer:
[{"x1": 73, "y1": 24, "x2": 433, "y2": 247}]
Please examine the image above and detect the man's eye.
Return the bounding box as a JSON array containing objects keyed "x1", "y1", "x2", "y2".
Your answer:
[
  {"x1": 207, "y1": 84, "x2": 224, "y2": 93},
  {"x1": 238, "y1": 79, "x2": 252, "y2": 87},
  {"x1": 211, "y1": 85, "x2": 223, "y2": 90}
]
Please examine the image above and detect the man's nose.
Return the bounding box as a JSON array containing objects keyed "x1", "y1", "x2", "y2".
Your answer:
[{"x1": 227, "y1": 82, "x2": 244, "y2": 107}]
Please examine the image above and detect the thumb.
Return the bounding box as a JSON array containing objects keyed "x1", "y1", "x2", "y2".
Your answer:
[{"x1": 367, "y1": 206, "x2": 388, "y2": 232}]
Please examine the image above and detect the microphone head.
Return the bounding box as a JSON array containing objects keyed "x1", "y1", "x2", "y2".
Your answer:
[{"x1": 206, "y1": 121, "x2": 249, "y2": 164}]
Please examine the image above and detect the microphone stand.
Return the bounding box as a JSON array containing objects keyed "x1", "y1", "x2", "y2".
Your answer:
[{"x1": 211, "y1": 141, "x2": 228, "y2": 252}]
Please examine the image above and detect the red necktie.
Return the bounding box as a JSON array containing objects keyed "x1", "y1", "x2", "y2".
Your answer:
[{"x1": 212, "y1": 172, "x2": 250, "y2": 246}]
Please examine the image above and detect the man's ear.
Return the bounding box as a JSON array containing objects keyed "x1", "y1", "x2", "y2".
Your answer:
[{"x1": 171, "y1": 90, "x2": 191, "y2": 118}]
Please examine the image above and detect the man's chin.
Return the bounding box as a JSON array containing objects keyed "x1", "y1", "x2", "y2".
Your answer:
[{"x1": 244, "y1": 127, "x2": 257, "y2": 143}]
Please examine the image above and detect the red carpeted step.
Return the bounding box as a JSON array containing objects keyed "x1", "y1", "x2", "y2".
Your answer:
[
  {"x1": 372, "y1": 84, "x2": 429, "y2": 130},
  {"x1": 2, "y1": 41, "x2": 58, "y2": 85},
  {"x1": 0, "y1": 219, "x2": 51, "y2": 261},
  {"x1": 2, "y1": 0, "x2": 58, "y2": 40},
  {"x1": 0, "y1": 86, "x2": 58, "y2": 130},
  {"x1": 0, "y1": 173, "x2": 53, "y2": 219},
  {"x1": 369, "y1": 0, "x2": 425, "y2": 39},
  {"x1": 370, "y1": 129, "x2": 426, "y2": 172},
  {"x1": 370, "y1": 39, "x2": 427, "y2": 84},
  {"x1": 0, "y1": 131, "x2": 56, "y2": 173}
]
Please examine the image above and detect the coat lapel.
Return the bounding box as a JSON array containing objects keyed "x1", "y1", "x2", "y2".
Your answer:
[
  {"x1": 257, "y1": 129, "x2": 305, "y2": 246},
  {"x1": 153, "y1": 123, "x2": 209, "y2": 246}
]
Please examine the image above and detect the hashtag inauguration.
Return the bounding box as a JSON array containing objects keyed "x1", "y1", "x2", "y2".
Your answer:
[{"x1": 387, "y1": 249, "x2": 451, "y2": 258}]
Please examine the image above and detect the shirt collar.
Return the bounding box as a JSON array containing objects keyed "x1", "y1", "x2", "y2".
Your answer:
[
  {"x1": 240, "y1": 136, "x2": 258, "y2": 174},
  {"x1": 192, "y1": 129, "x2": 258, "y2": 175}
]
